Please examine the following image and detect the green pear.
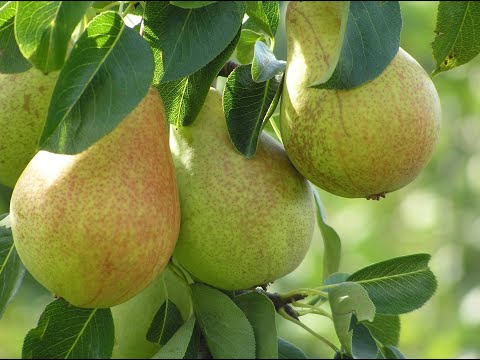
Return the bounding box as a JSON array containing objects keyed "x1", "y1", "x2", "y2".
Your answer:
[
  {"x1": 0, "y1": 184, "x2": 12, "y2": 214},
  {"x1": 170, "y1": 88, "x2": 316, "y2": 291},
  {"x1": 10, "y1": 88, "x2": 181, "y2": 308},
  {"x1": 280, "y1": 1, "x2": 441, "y2": 199},
  {"x1": 112, "y1": 268, "x2": 191, "y2": 359},
  {"x1": 0, "y1": 68, "x2": 58, "y2": 188}
]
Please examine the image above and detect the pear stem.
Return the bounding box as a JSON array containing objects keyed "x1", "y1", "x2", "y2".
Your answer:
[
  {"x1": 279, "y1": 308, "x2": 340, "y2": 353},
  {"x1": 167, "y1": 261, "x2": 189, "y2": 285},
  {"x1": 291, "y1": 301, "x2": 332, "y2": 319}
]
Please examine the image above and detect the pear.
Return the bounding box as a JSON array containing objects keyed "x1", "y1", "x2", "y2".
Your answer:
[
  {"x1": 280, "y1": 1, "x2": 441, "y2": 199},
  {"x1": 10, "y1": 88, "x2": 180, "y2": 308},
  {"x1": 112, "y1": 268, "x2": 191, "y2": 359},
  {"x1": 0, "y1": 68, "x2": 58, "y2": 188},
  {"x1": 170, "y1": 88, "x2": 315, "y2": 291}
]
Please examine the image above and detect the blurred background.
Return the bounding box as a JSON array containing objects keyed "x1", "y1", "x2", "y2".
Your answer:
[{"x1": 1, "y1": 1, "x2": 479, "y2": 358}]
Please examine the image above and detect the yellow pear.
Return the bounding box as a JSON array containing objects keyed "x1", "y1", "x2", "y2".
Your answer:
[
  {"x1": 10, "y1": 88, "x2": 180, "y2": 308},
  {"x1": 0, "y1": 68, "x2": 58, "y2": 188},
  {"x1": 280, "y1": 1, "x2": 441, "y2": 199},
  {"x1": 171, "y1": 88, "x2": 315, "y2": 291}
]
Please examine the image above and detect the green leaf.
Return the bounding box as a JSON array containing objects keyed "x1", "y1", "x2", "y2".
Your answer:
[
  {"x1": 383, "y1": 345, "x2": 406, "y2": 359},
  {"x1": 432, "y1": 1, "x2": 480, "y2": 75},
  {"x1": 22, "y1": 299, "x2": 114, "y2": 359},
  {"x1": 278, "y1": 338, "x2": 308, "y2": 359},
  {"x1": 170, "y1": 1, "x2": 217, "y2": 9},
  {"x1": 183, "y1": 323, "x2": 201, "y2": 359},
  {"x1": 157, "y1": 29, "x2": 240, "y2": 127},
  {"x1": 314, "y1": 189, "x2": 342, "y2": 282},
  {"x1": 0, "y1": 214, "x2": 25, "y2": 319},
  {"x1": 364, "y1": 314, "x2": 400, "y2": 347},
  {"x1": 251, "y1": 40, "x2": 286, "y2": 82},
  {"x1": 244, "y1": 1, "x2": 280, "y2": 39},
  {"x1": 234, "y1": 292, "x2": 278, "y2": 359},
  {"x1": 351, "y1": 319, "x2": 379, "y2": 359},
  {"x1": 236, "y1": 29, "x2": 265, "y2": 65},
  {"x1": 0, "y1": 1, "x2": 31, "y2": 73},
  {"x1": 347, "y1": 254, "x2": 437, "y2": 315},
  {"x1": 191, "y1": 283, "x2": 256, "y2": 359},
  {"x1": 223, "y1": 64, "x2": 282, "y2": 158},
  {"x1": 15, "y1": 1, "x2": 92, "y2": 73},
  {"x1": 311, "y1": 1, "x2": 402, "y2": 90},
  {"x1": 39, "y1": 11, "x2": 154, "y2": 154},
  {"x1": 0, "y1": 184, "x2": 12, "y2": 214},
  {"x1": 329, "y1": 282, "x2": 376, "y2": 355},
  {"x1": 152, "y1": 316, "x2": 196, "y2": 359},
  {"x1": 144, "y1": 1, "x2": 245, "y2": 83},
  {"x1": 147, "y1": 300, "x2": 183, "y2": 345}
]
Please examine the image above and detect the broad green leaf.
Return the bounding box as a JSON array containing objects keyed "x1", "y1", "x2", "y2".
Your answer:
[
  {"x1": 314, "y1": 189, "x2": 342, "y2": 282},
  {"x1": 311, "y1": 1, "x2": 402, "y2": 89},
  {"x1": 0, "y1": 1, "x2": 31, "y2": 73},
  {"x1": 351, "y1": 319, "x2": 379, "y2": 359},
  {"x1": 183, "y1": 323, "x2": 201, "y2": 359},
  {"x1": 278, "y1": 338, "x2": 308, "y2": 359},
  {"x1": 15, "y1": 1, "x2": 92, "y2": 73},
  {"x1": 191, "y1": 283, "x2": 256, "y2": 359},
  {"x1": 22, "y1": 299, "x2": 114, "y2": 359},
  {"x1": 223, "y1": 64, "x2": 282, "y2": 158},
  {"x1": 39, "y1": 11, "x2": 154, "y2": 154},
  {"x1": 234, "y1": 292, "x2": 278, "y2": 359},
  {"x1": 152, "y1": 316, "x2": 196, "y2": 359},
  {"x1": 347, "y1": 254, "x2": 437, "y2": 314},
  {"x1": 236, "y1": 29, "x2": 265, "y2": 65},
  {"x1": 432, "y1": 1, "x2": 480, "y2": 75},
  {"x1": 251, "y1": 41, "x2": 286, "y2": 82},
  {"x1": 329, "y1": 282, "x2": 376, "y2": 355},
  {"x1": 244, "y1": 1, "x2": 280, "y2": 39},
  {"x1": 383, "y1": 345, "x2": 406, "y2": 359},
  {"x1": 365, "y1": 314, "x2": 400, "y2": 347},
  {"x1": 157, "y1": 29, "x2": 240, "y2": 127},
  {"x1": 147, "y1": 300, "x2": 183, "y2": 345},
  {"x1": 143, "y1": 1, "x2": 245, "y2": 83},
  {"x1": 0, "y1": 214, "x2": 25, "y2": 319},
  {"x1": 170, "y1": 1, "x2": 217, "y2": 9},
  {"x1": 0, "y1": 184, "x2": 12, "y2": 214}
]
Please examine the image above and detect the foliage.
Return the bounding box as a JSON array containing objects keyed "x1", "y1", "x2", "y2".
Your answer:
[{"x1": 1, "y1": 1, "x2": 479, "y2": 359}]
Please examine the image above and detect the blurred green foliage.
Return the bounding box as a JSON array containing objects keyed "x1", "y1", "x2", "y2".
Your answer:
[{"x1": 1, "y1": 2, "x2": 479, "y2": 359}]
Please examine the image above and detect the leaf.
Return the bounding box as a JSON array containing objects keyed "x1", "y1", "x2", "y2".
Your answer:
[
  {"x1": 236, "y1": 29, "x2": 265, "y2": 65},
  {"x1": 170, "y1": 1, "x2": 217, "y2": 9},
  {"x1": 157, "y1": 29, "x2": 240, "y2": 128},
  {"x1": 0, "y1": 184, "x2": 12, "y2": 214},
  {"x1": 15, "y1": 1, "x2": 92, "y2": 73},
  {"x1": 39, "y1": 11, "x2": 154, "y2": 154},
  {"x1": 22, "y1": 299, "x2": 114, "y2": 359},
  {"x1": 0, "y1": 1, "x2": 31, "y2": 73},
  {"x1": 278, "y1": 337, "x2": 308, "y2": 359},
  {"x1": 347, "y1": 254, "x2": 438, "y2": 315},
  {"x1": 329, "y1": 282, "x2": 376, "y2": 355},
  {"x1": 147, "y1": 300, "x2": 184, "y2": 345},
  {"x1": 183, "y1": 323, "x2": 201, "y2": 359},
  {"x1": 144, "y1": 1, "x2": 245, "y2": 83},
  {"x1": 364, "y1": 314, "x2": 400, "y2": 347},
  {"x1": 244, "y1": 1, "x2": 280, "y2": 39},
  {"x1": 0, "y1": 214, "x2": 25, "y2": 319},
  {"x1": 311, "y1": 1, "x2": 402, "y2": 90},
  {"x1": 251, "y1": 40, "x2": 286, "y2": 82},
  {"x1": 351, "y1": 319, "x2": 379, "y2": 359},
  {"x1": 152, "y1": 316, "x2": 196, "y2": 359},
  {"x1": 323, "y1": 273, "x2": 350, "y2": 290},
  {"x1": 383, "y1": 345, "x2": 406, "y2": 359},
  {"x1": 223, "y1": 64, "x2": 282, "y2": 158},
  {"x1": 432, "y1": 1, "x2": 480, "y2": 75},
  {"x1": 314, "y1": 189, "x2": 342, "y2": 282},
  {"x1": 191, "y1": 283, "x2": 256, "y2": 359},
  {"x1": 234, "y1": 292, "x2": 278, "y2": 359}
]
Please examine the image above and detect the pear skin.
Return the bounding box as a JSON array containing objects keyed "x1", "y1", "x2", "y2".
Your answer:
[
  {"x1": 280, "y1": 1, "x2": 441, "y2": 199},
  {"x1": 10, "y1": 88, "x2": 180, "y2": 308},
  {"x1": 0, "y1": 68, "x2": 58, "y2": 188},
  {"x1": 171, "y1": 88, "x2": 315, "y2": 291}
]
